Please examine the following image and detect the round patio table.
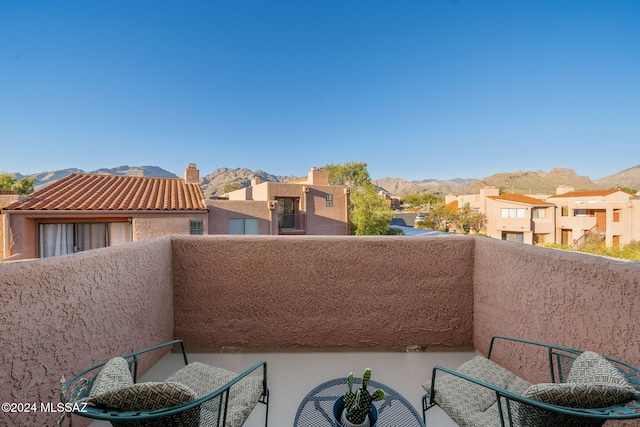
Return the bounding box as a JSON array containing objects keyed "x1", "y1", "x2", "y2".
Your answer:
[{"x1": 294, "y1": 377, "x2": 425, "y2": 427}]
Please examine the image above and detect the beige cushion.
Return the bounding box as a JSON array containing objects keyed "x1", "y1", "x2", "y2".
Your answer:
[
  {"x1": 167, "y1": 362, "x2": 264, "y2": 427},
  {"x1": 567, "y1": 351, "x2": 634, "y2": 389},
  {"x1": 515, "y1": 352, "x2": 635, "y2": 427},
  {"x1": 89, "y1": 357, "x2": 133, "y2": 397},
  {"x1": 90, "y1": 381, "x2": 196, "y2": 411},
  {"x1": 424, "y1": 356, "x2": 531, "y2": 427}
]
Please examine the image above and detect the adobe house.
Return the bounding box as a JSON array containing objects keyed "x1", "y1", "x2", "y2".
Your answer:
[
  {"x1": 208, "y1": 167, "x2": 350, "y2": 235},
  {"x1": 1, "y1": 164, "x2": 208, "y2": 260}
]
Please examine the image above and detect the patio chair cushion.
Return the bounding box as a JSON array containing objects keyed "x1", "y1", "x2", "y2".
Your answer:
[
  {"x1": 516, "y1": 352, "x2": 635, "y2": 427},
  {"x1": 167, "y1": 361, "x2": 264, "y2": 427},
  {"x1": 89, "y1": 381, "x2": 197, "y2": 411},
  {"x1": 567, "y1": 351, "x2": 635, "y2": 389},
  {"x1": 521, "y1": 351, "x2": 634, "y2": 408},
  {"x1": 89, "y1": 357, "x2": 133, "y2": 397},
  {"x1": 425, "y1": 356, "x2": 531, "y2": 427}
]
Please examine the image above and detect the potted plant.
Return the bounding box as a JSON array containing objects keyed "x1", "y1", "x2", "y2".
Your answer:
[{"x1": 334, "y1": 368, "x2": 385, "y2": 427}]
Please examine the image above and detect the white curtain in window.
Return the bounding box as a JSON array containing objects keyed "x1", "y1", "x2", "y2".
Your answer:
[
  {"x1": 109, "y1": 222, "x2": 132, "y2": 246},
  {"x1": 76, "y1": 223, "x2": 106, "y2": 251},
  {"x1": 40, "y1": 224, "x2": 74, "y2": 258}
]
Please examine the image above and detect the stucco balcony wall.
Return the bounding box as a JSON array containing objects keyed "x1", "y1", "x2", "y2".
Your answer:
[
  {"x1": 171, "y1": 235, "x2": 475, "y2": 349},
  {"x1": 0, "y1": 236, "x2": 175, "y2": 427},
  {"x1": 2, "y1": 235, "x2": 640, "y2": 426},
  {"x1": 473, "y1": 238, "x2": 640, "y2": 388}
]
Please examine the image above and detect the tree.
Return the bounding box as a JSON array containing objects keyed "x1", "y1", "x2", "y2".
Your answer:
[
  {"x1": 350, "y1": 182, "x2": 393, "y2": 235},
  {"x1": 324, "y1": 162, "x2": 371, "y2": 188},
  {"x1": 403, "y1": 193, "x2": 444, "y2": 210},
  {"x1": 223, "y1": 182, "x2": 243, "y2": 193},
  {"x1": 452, "y1": 205, "x2": 486, "y2": 235},
  {"x1": 325, "y1": 162, "x2": 392, "y2": 235},
  {"x1": 0, "y1": 173, "x2": 36, "y2": 195}
]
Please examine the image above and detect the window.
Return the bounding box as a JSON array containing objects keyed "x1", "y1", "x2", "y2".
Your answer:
[
  {"x1": 502, "y1": 232, "x2": 524, "y2": 243},
  {"x1": 532, "y1": 208, "x2": 545, "y2": 219},
  {"x1": 39, "y1": 222, "x2": 131, "y2": 258},
  {"x1": 613, "y1": 209, "x2": 621, "y2": 222},
  {"x1": 229, "y1": 218, "x2": 259, "y2": 235},
  {"x1": 574, "y1": 209, "x2": 587, "y2": 217},
  {"x1": 500, "y1": 208, "x2": 525, "y2": 218},
  {"x1": 561, "y1": 206, "x2": 569, "y2": 217},
  {"x1": 189, "y1": 219, "x2": 204, "y2": 235},
  {"x1": 326, "y1": 194, "x2": 333, "y2": 207}
]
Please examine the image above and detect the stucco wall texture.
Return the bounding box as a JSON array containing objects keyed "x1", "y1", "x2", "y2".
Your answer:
[
  {"x1": 2, "y1": 235, "x2": 640, "y2": 426},
  {"x1": 171, "y1": 235, "x2": 475, "y2": 349},
  {"x1": 0, "y1": 237, "x2": 174, "y2": 426},
  {"x1": 473, "y1": 238, "x2": 640, "y2": 383}
]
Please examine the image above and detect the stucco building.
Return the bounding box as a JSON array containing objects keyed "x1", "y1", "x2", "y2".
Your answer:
[
  {"x1": 446, "y1": 186, "x2": 640, "y2": 247},
  {"x1": 1, "y1": 165, "x2": 351, "y2": 260},
  {"x1": 1, "y1": 164, "x2": 208, "y2": 260},
  {"x1": 209, "y1": 167, "x2": 350, "y2": 236}
]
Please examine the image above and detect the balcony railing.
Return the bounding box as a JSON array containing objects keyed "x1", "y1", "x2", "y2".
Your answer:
[{"x1": 278, "y1": 213, "x2": 306, "y2": 234}]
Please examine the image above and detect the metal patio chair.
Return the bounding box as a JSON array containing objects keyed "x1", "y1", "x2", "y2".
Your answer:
[
  {"x1": 60, "y1": 340, "x2": 269, "y2": 427},
  {"x1": 422, "y1": 336, "x2": 640, "y2": 427}
]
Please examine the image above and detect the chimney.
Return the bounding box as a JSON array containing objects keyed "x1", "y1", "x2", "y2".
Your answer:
[
  {"x1": 308, "y1": 167, "x2": 329, "y2": 185},
  {"x1": 251, "y1": 176, "x2": 262, "y2": 186},
  {"x1": 184, "y1": 163, "x2": 200, "y2": 184}
]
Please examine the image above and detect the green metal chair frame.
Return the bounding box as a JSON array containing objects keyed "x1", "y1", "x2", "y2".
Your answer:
[
  {"x1": 422, "y1": 336, "x2": 640, "y2": 426},
  {"x1": 60, "y1": 340, "x2": 269, "y2": 426}
]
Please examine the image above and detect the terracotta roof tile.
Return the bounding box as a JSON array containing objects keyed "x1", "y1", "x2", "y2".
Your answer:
[
  {"x1": 548, "y1": 189, "x2": 630, "y2": 198},
  {"x1": 488, "y1": 194, "x2": 553, "y2": 205},
  {"x1": 3, "y1": 173, "x2": 207, "y2": 211}
]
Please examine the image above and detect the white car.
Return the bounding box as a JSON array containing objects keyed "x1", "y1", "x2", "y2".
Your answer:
[{"x1": 415, "y1": 212, "x2": 427, "y2": 223}]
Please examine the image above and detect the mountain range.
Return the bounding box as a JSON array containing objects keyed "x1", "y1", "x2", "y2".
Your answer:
[{"x1": 7, "y1": 164, "x2": 640, "y2": 198}]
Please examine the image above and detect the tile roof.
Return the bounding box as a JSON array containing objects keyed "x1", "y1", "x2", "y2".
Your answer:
[
  {"x1": 3, "y1": 173, "x2": 207, "y2": 211},
  {"x1": 548, "y1": 189, "x2": 630, "y2": 198},
  {"x1": 488, "y1": 194, "x2": 554, "y2": 205}
]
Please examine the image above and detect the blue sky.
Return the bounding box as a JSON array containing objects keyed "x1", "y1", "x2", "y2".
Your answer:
[{"x1": 1, "y1": 1, "x2": 639, "y2": 181}]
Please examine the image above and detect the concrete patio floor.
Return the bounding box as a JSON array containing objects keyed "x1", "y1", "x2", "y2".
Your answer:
[{"x1": 88, "y1": 347, "x2": 476, "y2": 426}]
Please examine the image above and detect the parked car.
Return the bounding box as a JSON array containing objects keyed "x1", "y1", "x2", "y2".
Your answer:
[{"x1": 415, "y1": 212, "x2": 427, "y2": 223}]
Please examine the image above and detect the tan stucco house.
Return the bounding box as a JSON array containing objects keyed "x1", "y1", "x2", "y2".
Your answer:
[
  {"x1": 549, "y1": 188, "x2": 640, "y2": 247},
  {"x1": 1, "y1": 165, "x2": 208, "y2": 260},
  {"x1": 208, "y1": 167, "x2": 350, "y2": 236},
  {"x1": 446, "y1": 186, "x2": 639, "y2": 247}
]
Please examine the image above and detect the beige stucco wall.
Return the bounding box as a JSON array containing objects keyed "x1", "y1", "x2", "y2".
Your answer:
[
  {"x1": 305, "y1": 186, "x2": 350, "y2": 235},
  {"x1": 0, "y1": 237, "x2": 174, "y2": 426},
  {"x1": 172, "y1": 235, "x2": 475, "y2": 349},
  {"x1": 1, "y1": 211, "x2": 208, "y2": 260},
  {"x1": 207, "y1": 200, "x2": 274, "y2": 234},
  {"x1": 132, "y1": 212, "x2": 208, "y2": 240},
  {"x1": 473, "y1": 237, "x2": 640, "y2": 386}
]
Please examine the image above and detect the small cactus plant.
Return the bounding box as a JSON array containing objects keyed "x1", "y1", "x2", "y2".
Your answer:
[{"x1": 342, "y1": 368, "x2": 385, "y2": 425}]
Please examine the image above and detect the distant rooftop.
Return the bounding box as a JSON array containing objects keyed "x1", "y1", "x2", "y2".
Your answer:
[{"x1": 4, "y1": 173, "x2": 207, "y2": 211}]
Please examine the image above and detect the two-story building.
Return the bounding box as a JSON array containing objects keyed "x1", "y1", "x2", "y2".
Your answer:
[
  {"x1": 549, "y1": 188, "x2": 640, "y2": 247},
  {"x1": 209, "y1": 167, "x2": 350, "y2": 236},
  {"x1": 446, "y1": 186, "x2": 639, "y2": 247}
]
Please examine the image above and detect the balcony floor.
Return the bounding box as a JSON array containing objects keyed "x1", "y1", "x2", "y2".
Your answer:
[{"x1": 89, "y1": 348, "x2": 476, "y2": 426}]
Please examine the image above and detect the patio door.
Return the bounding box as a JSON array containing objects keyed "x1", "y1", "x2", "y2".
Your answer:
[{"x1": 277, "y1": 198, "x2": 298, "y2": 229}]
